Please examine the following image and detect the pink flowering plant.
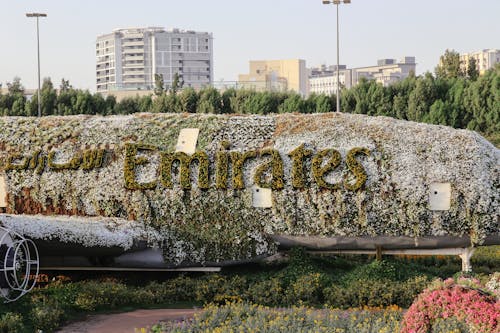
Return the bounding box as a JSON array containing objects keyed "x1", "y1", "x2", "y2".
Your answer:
[{"x1": 401, "y1": 275, "x2": 499, "y2": 333}]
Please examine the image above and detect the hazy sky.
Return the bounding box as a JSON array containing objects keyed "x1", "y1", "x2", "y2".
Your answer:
[{"x1": 1, "y1": 0, "x2": 499, "y2": 91}]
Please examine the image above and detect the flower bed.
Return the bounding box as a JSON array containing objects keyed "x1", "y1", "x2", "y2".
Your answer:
[
  {"x1": 401, "y1": 276, "x2": 500, "y2": 333},
  {"x1": 157, "y1": 303, "x2": 404, "y2": 333}
]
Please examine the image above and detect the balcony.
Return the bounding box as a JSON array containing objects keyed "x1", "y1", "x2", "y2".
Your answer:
[
  {"x1": 122, "y1": 40, "x2": 144, "y2": 47},
  {"x1": 123, "y1": 77, "x2": 145, "y2": 83},
  {"x1": 124, "y1": 55, "x2": 144, "y2": 61},
  {"x1": 123, "y1": 48, "x2": 144, "y2": 55}
]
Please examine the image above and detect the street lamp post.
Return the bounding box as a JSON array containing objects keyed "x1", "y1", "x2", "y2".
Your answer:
[
  {"x1": 26, "y1": 12, "x2": 47, "y2": 117},
  {"x1": 322, "y1": 0, "x2": 350, "y2": 113}
]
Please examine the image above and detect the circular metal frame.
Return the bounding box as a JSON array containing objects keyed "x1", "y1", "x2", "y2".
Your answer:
[{"x1": 0, "y1": 226, "x2": 39, "y2": 302}]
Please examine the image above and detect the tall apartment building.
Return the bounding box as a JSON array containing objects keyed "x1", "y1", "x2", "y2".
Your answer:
[
  {"x1": 238, "y1": 59, "x2": 308, "y2": 96},
  {"x1": 460, "y1": 49, "x2": 500, "y2": 75},
  {"x1": 309, "y1": 57, "x2": 416, "y2": 95},
  {"x1": 96, "y1": 27, "x2": 213, "y2": 92}
]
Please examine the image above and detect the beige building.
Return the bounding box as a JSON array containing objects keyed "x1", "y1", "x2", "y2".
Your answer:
[
  {"x1": 238, "y1": 59, "x2": 308, "y2": 96},
  {"x1": 460, "y1": 49, "x2": 500, "y2": 75},
  {"x1": 0, "y1": 87, "x2": 37, "y2": 99}
]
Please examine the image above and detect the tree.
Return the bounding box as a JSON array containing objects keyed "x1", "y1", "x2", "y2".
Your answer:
[
  {"x1": 137, "y1": 95, "x2": 153, "y2": 113},
  {"x1": 311, "y1": 94, "x2": 333, "y2": 113},
  {"x1": 435, "y1": 49, "x2": 464, "y2": 79},
  {"x1": 152, "y1": 93, "x2": 179, "y2": 113},
  {"x1": 426, "y1": 99, "x2": 451, "y2": 125},
  {"x1": 349, "y1": 77, "x2": 372, "y2": 114},
  {"x1": 41, "y1": 78, "x2": 57, "y2": 116},
  {"x1": 464, "y1": 66, "x2": 499, "y2": 133},
  {"x1": 7, "y1": 77, "x2": 24, "y2": 95},
  {"x1": 197, "y1": 87, "x2": 222, "y2": 113},
  {"x1": 466, "y1": 57, "x2": 479, "y2": 81},
  {"x1": 92, "y1": 93, "x2": 106, "y2": 115},
  {"x1": 154, "y1": 74, "x2": 165, "y2": 96},
  {"x1": 221, "y1": 88, "x2": 237, "y2": 114},
  {"x1": 170, "y1": 73, "x2": 184, "y2": 95},
  {"x1": 407, "y1": 73, "x2": 437, "y2": 122},
  {"x1": 74, "y1": 90, "x2": 94, "y2": 114},
  {"x1": 60, "y1": 78, "x2": 73, "y2": 92},
  {"x1": 57, "y1": 83, "x2": 78, "y2": 115},
  {"x1": 4, "y1": 77, "x2": 26, "y2": 116},
  {"x1": 179, "y1": 88, "x2": 198, "y2": 113},
  {"x1": 278, "y1": 93, "x2": 305, "y2": 113},
  {"x1": 104, "y1": 95, "x2": 117, "y2": 115},
  {"x1": 114, "y1": 97, "x2": 140, "y2": 114}
]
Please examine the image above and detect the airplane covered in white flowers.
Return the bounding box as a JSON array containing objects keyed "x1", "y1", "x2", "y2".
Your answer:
[{"x1": 0, "y1": 113, "x2": 498, "y2": 300}]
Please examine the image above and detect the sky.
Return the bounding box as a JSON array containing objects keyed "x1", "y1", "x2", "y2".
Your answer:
[{"x1": 1, "y1": 0, "x2": 499, "y2": 91}]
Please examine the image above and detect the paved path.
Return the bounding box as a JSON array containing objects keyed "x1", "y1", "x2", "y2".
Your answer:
[{"x1": 55, "y1": 309, "x2": 199, "y2": 333}]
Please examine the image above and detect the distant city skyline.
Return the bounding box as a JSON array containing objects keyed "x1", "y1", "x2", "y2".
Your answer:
[{"x1": 1, "y1": 0, "x2": 499, "y2": 91}]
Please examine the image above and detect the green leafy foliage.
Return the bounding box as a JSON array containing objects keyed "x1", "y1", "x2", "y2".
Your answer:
[
  {"x1": 435, "y1": 49, "x2": 464, "y2": 79},
  {"x1": 0, "y1": 313, "x2": 24, "y2": 333},
  {"x1": 1, "y1": 67, "x2": 498, "y2": 144}
]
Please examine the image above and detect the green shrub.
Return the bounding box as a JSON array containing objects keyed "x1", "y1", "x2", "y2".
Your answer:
[
  {"x1": 284, "y1": 272, "x2": 329, "y2": 306},
  {"x1": 179, "y1": 87, "x2": 198, "y2": 113},
  {"x1": 143, "y1": 276, "x2": 197, "y2": 303},
  {"x1": 246, "y1": 277, "x2": 284, "y2": 306},
  {"x1": 31, "y1": 306, "x2": 64, "y2": 332},
  {"x1": 73, "y1": 280, "x2": 133, "y2": 311},
  {"x1": 342, "y1": 260, "x2": 398, "y2": 283},
  {"x1": 194, "y1": 274, "x2": 247, "y2": 304},
  {"x1": 0, "y1": 313, "x2": 24, "y2": 333},
  {"x1": 323, "y1": 284, "x2": 356, "y2": 309},
  {"x1": 394, "y1": 275, "x2": 431, "y2": 307},
  {"x1": 197, "y1": 87, "x2": 222, "y2": 114},
  {"x1": 325, "y1": 275, "x2": 429, "y2": 309},
  {"x1": 280, "y1": 247, "x2": 318, "y2": 285}
]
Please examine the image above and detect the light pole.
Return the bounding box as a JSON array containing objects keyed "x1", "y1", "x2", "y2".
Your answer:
[
  {"x1": 26, "y1": 12, "x2": 47, "y2": 117},
  {"x1": 322, "y1": 0, "x2": 350, "y2": 113}
]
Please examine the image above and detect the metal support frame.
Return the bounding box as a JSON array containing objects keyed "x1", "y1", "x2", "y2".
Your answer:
[
  {"x1": 40, "y1": 266, "x2": 221, "y2": 272},
  {"x1": 458, "y1": 247, "x2": 475, "y2": 272}
]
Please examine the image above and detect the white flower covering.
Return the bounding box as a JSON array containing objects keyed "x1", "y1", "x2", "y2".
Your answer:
[
  {"x1": 0, "y1": 214, "x2": 162, "y2": 250},
  {"x1": 0, "y1": 113, "x2": 497, "y2": 263}
]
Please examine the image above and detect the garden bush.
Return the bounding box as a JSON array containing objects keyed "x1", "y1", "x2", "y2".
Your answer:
[
  {"x1": 0, "y1": 313, "x2": 24, "y2": 333},
  {"x1": 194, "y1": 274, "x2": 247, "y2": 304},
  {"x1": 73, "y1": 279, "x2": 133, "y2": 311},
  {"x1": 341, "y1": 259, "x2": 398, "y2": 283},
  {"x1": 245, "y1": 277, "x2": 284, "y2": 306},
  {"x1": 401, "y1": 276, "x2": 499, "y2": 333},
  {"x1": 284, "y1": 272, "x2": 330, "y2": 306},
  {"x1": 142, "y1": 275, "x2": 197, "y2": 303},
  {"x1": 31, "y1": 306, "x2": 64, "y2": 332},
  {"x1": 325, "y1": 275, "x2": 430, "y2": 309}
]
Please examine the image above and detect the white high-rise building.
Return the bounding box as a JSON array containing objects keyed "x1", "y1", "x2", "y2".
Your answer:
[{"x1": 96, "y1": 27, "x2": 213, "y2": 92}]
